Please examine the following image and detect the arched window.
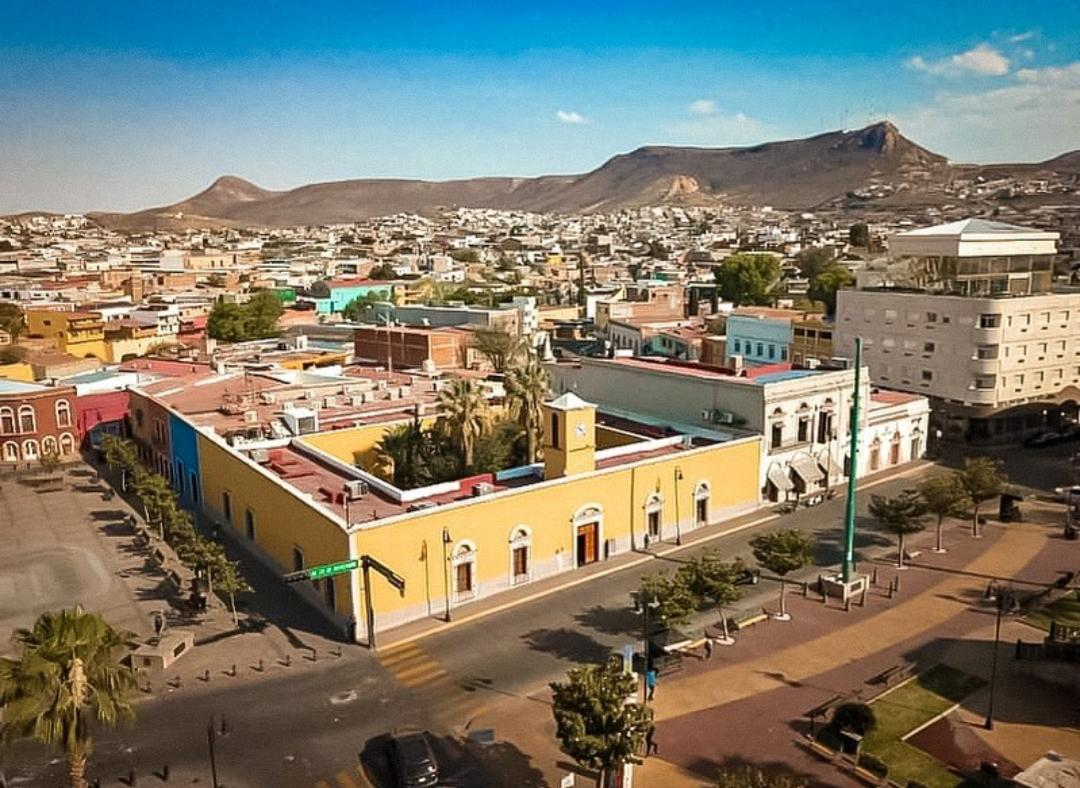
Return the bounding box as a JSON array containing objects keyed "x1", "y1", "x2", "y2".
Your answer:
[
  {"x1": 797, "y1": 402, "x2": 811, "y2": 443},
  {"x1": 869, "y1": 437, "x2": 882, "y2": 471},
  {"x1": 452, "y1": 541, "x2": 478, "y2": 602},
  {"x1": 770, "y1": 407, "x2": 785, "y2": 450},
  {"x1": 41, "y1": 436, "x2": 58, "y2": 456},
  {"x1": 55, "y1": 399, "x2": 72, "y2": 428},
  {"x1": 18, "y1": 405, "x2": 35, "y2": 433},
  {"x1": 0, "y1": 407, "x2": 14, "y2": 434},
  {"x1": 694, "y1": 481, "x2": 711, "y2": 526},
  {"x1": 22, "y1": 439, "x2": 38, "y2": 459},
  {"x1": 509, "y1": 527, "x2": 532, "y2": 586},
  {"x1": 59, "y1": 433, "x2": 75, "y2": 455},
  {"x1": 3, "y1": 441, "x2": 17, "y2": 461},
  {"x1": 889, "y1": 431, "x2": 902, "y2": 465},
  {"x1": 644, "y1": 493, "x2": 663, "y2": 539}
]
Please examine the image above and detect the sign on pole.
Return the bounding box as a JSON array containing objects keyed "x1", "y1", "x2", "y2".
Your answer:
[
  {"x1": 560, "y1": 774, "x2": 575, "y2": 788},
  {"x1": 308, "y1": 559, "x2": 359, "y2": 581}
]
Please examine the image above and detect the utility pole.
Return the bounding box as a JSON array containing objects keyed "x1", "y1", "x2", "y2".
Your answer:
[{"x1": 841, "y1": 338, "x2": 862, "y2": 584}]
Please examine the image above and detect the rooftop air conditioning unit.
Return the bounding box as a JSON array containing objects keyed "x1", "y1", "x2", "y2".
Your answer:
[
  {"x1": 323, "y1": 396, "x2": 336, "y2": 408},
  {"x1": 377, "y1": 380, "x2": 388, "y2": 391},
  {"x1": 350, "y1": 395, "x2": 365, "y2": 407},
  {"x1": 361, "y1": 391, "x2": 376, "y2": 403},
  {"x1": 282, "y1": 400, "x2": 295, "y2": 412},
  {"x1": 472, "y1": 482, "x2": 495, "y2": 497},
  {"x1": 243, "y1": 410, "x2": 259, "y2": 424},
  {"x1": 250, "y1": 448, "x2": 270, "y2": 464},
  {"x1": 259, "y1": 392, "x2": 276, "y2": 405},
  {"x1": 344, "y1": 480, "x2": 369, "y2": 500},
  {"x1": 398, "y1": 386, "x2": 412, "y2": 398},
  {"x1": 804, "y1": 358, "x2": 820, "y2": 370}
]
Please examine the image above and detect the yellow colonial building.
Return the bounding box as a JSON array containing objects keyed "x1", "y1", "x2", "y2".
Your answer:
[{"x1": 135, "y1": 366, "x2": 762, "y2": 643}]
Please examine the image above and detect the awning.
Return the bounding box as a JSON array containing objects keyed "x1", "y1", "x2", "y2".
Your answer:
[
  {"x1": 767, "y1": 465, "x2": 795, "y2": 492},
  {"x1": 819, "y1": 455, "x2": 844, "y2": 477},
  {"x1": 791, "y1": 456, "x2": 825, "y2": 486}
]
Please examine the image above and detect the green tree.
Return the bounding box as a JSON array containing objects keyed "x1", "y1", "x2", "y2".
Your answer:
[
  {"x1": 918, "y1": 475, "x2": 966, "y2": 553},
  {"x1": 472, "y1": 326, "x2": 523, "y2": 373},
  {"x1": 849, "y1": 223, "x2": 871, "y2": 249},
  {"x1": 636, "y1": 571, "x2": 696, "y2": 628},
  {"x1": 795, "y1": 247, "x2": 837, "y2": 283},
  {"x1": 828, "y1": 701, "x2": 876, "y2": 736},
  {"x1": 677, "y1": 549, "x2": 745, "y2": 643},
  {"x1": 448, "y1": 248, "x2": 480, "y2": 264},
  {"x1": 0, "y1": 301, "x2": 25, "y2": 341},
  {"x1": 749, "y1": 529, "x2": 815, "y2": 620},
  {"x1": 245, "y1": 291, "x2": 284, "y2": 338},
  {"x1": 550, "y1": 658, "x2": 652, "y2": 788},
  {"x1": 368, "y1": 262, "x2": 398, "y2": 279},
  {"x1": 131, "y1": 472, "x2": 178, "y2": 536},
  {"x1": 808, "y1": 265, "x2": 854, "y2": 317},
  {"x1": 716, "y1": 766, "x2": 809, "y2": 788},
  {"x1": 436, "y1": 378, "x2": 490, "y2": 472},
  {"x1": 341, "y1": 291, "x2": 386, "y2": 322},
  {"x1": 868, "y1": 490, "x2": 927, "y2": 568},
  {"x1": 99, "y1": 435, "x2": 138, "y2": 492},
  {"x1": 952, "y1": 456, "x2": 1007, "y2": 537},
  {"x1": 215, "y1": 560, "x2": 252, "y2": 628},
  {"x1": 39, "y1": 447, "x2": 62, "y2": 486},
  {"x1": 716, "y1": 254, "x2": 779, "y2": 306},
  {"x1": 375, "y1": 422, "x2": 427, "y2": 488},
  {"x1": 471, "y1": 418, "x2": 522, "y2": 474},
  {"x1": 0, "y1": 607, "x2": 137, "y2": 788},
  {"x1": 206, "y1": 301, "x2": 245, "y2": 342},
  {"x1": 505, "y1": 354, "x2": 550, "y2": 462}
]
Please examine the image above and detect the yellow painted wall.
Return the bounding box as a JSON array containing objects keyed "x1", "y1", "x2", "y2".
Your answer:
[
  {"x1": 353, "y1": 436, "x2": 761, "y2": 623},
  {"x1": 595, "y1": 425, "x2": 644, "y2": 450},
  {"x1": 0, "y1": 362, "x2": 35, "y2": 381},
  {"x1": 105, "y1": 335, "x2": 161, "y2": 363},
  {"x1": 196, "y1": 431, "x2": 354, "y2": 617},
  {"x1": 300, "y1": 417, "x2": 437, "y2": 473}
]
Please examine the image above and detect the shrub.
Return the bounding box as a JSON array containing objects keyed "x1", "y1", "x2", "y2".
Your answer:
[
  {"x1": 858, "y1": 753, "x2": 888, "y2": 778},
  {"x1": 907, "y1": 781, "x2": 929, "y2": 788},
  {"x1": 828, "y1": 701, "x2": 876, "y2": 735},
  {"x1": 816, "y1": 727, "x2": 843, "y2": 751}
]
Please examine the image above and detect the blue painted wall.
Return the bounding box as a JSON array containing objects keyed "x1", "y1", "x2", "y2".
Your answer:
[
  {"x1": 726, "y1": 315, "x2": 792, "y2": 366},
  {"x1": 169, "y1": 412, "x2": 201, "y2": 508}
]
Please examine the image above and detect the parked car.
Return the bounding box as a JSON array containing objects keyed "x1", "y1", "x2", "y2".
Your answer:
[
  {"x1": 388, "y1": 731, "x2": 439, "y2": 788},
  {"x1": 1024, "y1": 431, "x2": 1061, "y2": 448},
  {"x1": 1055, "y1": 485, "x2": 1080, "y2": 502}
]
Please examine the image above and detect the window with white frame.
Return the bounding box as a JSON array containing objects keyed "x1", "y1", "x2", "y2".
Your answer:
[
  {"x1": 452, "y1": 542, "x2": 478, "y2": 601},
  {"x1": 55, "y1": 399, "x2": 72, "y2": 428},
  {"x1": 18, "y1": 405, "x2": 35, "y2": 433},
  {"x1": 509, "y1": 527, "x2": 532, "y2": 586},
  {"x1": 0, "y1": 408, "x2": 14, "y2": 434}
]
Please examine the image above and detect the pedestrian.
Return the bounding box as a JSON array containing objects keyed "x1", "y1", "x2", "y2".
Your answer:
[
  {"x1": 645, "y1": 667, "x2": 658, "y2": 701},
  {"x1": 643, "y1": 533, "x2": 650, "y2": 552},
  {"x1": 704, "y1": 637, "x2": 713, "y2": 661},
  {"x1": 645, "y1": 724, "x2": 658, "y2": 756}
]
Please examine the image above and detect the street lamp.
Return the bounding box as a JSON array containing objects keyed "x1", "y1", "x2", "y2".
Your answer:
[
  {"x1": 984, "y1": 583, "x2": 1017, "y2": 730},
  {"x1": 441, "y1": 527, "x2": 453, "y2": 622},
  {"x1": 673, "y1": 467, "x2": 684, "y2": 546},
  {"x1": 634, "y1": 596, "x2": 661, "y2": 706},
  {"x1": 206, "y1": 713, "x2": 228, "y2": 788}
]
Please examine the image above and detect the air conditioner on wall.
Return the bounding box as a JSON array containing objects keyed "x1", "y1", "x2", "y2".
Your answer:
[
  {"x1": 472, "y1": 482, "x2": 495, "y2": 496},
  {"x1": 344, "y1": 480, "x2": 369, "y2": 500}
]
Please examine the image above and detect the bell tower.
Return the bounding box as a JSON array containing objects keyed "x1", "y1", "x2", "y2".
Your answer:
[{"x1": 542, "y1": 392, "x2": 596, "y2": 479}]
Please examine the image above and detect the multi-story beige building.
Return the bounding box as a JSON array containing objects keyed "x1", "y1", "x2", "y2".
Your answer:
[{"x1": 836, "y1": 219, "x2": 1074, "y2": 443}]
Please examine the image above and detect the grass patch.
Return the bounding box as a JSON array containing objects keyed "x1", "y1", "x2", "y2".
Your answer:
[
  {"x1": 1023, "y1": 591, "x2": 1080, "y2": 632},
  {"x1": 861, "y1": 665, "x2": 986, "y2": 788}
]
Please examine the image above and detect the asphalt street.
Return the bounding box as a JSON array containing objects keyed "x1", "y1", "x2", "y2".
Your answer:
[{"x1": 2, "y1": 441, "x2": 1072, "y2": 788}]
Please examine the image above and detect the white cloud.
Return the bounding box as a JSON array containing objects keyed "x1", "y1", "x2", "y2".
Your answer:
[
  {"x1": 896, "y1": 60, "x2": 1080, "y2": 162},
  {"x1": 688, "y1": 99, "x2": 718, "y2": 115},
  {"x1": 666, "y1": 109, "x2": 775, "y2": 146},
  {"x1": 906, "y1": 44, "x2": 1010, "y2": 77},
  {"x1": 1008, "y1": 31, "x2": 1036, "y2": 43},
  {"x1": 555, "y1": 109, "x2": 588, "y2": 125}
]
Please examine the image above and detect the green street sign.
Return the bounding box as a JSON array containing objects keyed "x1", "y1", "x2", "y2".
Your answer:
[{"x1": 307, "y1": 559, "x2": 359, "y2": 581}]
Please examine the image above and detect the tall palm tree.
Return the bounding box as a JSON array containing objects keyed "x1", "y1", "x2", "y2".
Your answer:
[
  {"x1": 0, "y1": 607, "x2": 136, "y2": 788},
  {"x1": 505, "y1": 354, "x2": 550, "y2": 462},
  {"x1": 436, "y1": 377, "x2": 489, "y2": 471}
]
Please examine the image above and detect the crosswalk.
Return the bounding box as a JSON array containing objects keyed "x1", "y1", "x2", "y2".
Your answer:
[
  {"x1": 313, "y1": 765, "x2": 372, "y2": 788},
  {"x1": 377, "y1": 640, "x2": 483, "y2": 726}
]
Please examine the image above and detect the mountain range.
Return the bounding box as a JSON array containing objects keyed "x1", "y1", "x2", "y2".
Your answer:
[{"x1": 85, "y1": 122, "x2": 1080, "y2": 230}]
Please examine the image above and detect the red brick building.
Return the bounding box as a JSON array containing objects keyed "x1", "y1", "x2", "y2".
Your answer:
[
  {"x1": 0, "y1": 380, "x2": 79, "y2": 465},
  {"x1": 354, "y1": 325, "x2": 472, "y2": 370}
]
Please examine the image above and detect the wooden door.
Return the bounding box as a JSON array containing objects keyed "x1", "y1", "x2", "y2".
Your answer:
[{"x1": 576, "y1": 522, "x2": 598, "y2": 566}]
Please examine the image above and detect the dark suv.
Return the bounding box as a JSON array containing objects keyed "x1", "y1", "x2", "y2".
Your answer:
[{"x1": 388, "y1": 732, "x2": 439, "y2": 787}]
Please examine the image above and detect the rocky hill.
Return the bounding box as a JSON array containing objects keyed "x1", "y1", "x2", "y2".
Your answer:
[{"x1": 84, "y1": 122, "x2": 1079, "y2": 229}]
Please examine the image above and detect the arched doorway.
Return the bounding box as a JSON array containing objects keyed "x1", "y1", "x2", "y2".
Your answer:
[
  {"x1": 509, "y1": 526, "x2": 532, "y2": 586},
  {"x1": 869, "y1": 437, "x2": 881, "y2": 472},
  {"x1": 452, "y1": 542, "x2": 478, "y2": 603},
  {"x1": 643, "y1": 493, "x2": 663, "y2": 540},
  {"x1": 694, "y1": 481, "x2": 710, "y2": 526},
  {"x1": 572, "y1": 505, "x2": 603, "y2": 568}
]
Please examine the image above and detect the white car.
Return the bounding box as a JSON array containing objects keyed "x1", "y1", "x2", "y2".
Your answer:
[{"x1": 1055, "y1": 486, "x2": 1080, "y2": 502}]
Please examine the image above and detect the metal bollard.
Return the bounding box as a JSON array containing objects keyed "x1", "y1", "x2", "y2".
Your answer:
[
  {"x1": 162, "y1": 764, "x2": 170, "y2": 781},
  {"x1": 128, "y1": 769, "x2": 137, "y2": 786},
  {"x1": 202, "y1": 669, "x2": 210, "y2": 682},
  {"x1": 283, "y1": 654, "x2": 291, "y2": 668},
  {"x1": 256, "y1": 658, "x2": 264, "y2": 672},
  {"x1": 310, "y1": 648, "x2": 317, "y2": 662},
  {"x1": 230, "y1": 663, "x2": 237, "y2": 677},
  {"x1": 871, "y1": 566, "x2": 878, "y2": 586}
]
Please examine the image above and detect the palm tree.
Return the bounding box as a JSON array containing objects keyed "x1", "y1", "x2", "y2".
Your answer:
[
  {"x1": 505, "y1": 354, "x2": 550, "y2": 462},
  {"x1": 436, "y1": 377, "x2": 489, "y2": 471},
  {"x1": 0, "y1": 607, "x2": 137, "y2": 788}
]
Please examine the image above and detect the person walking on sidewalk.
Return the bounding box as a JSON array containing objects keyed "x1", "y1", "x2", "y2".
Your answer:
[
  {"x1": 704, "y1": 637, "x2": 714, "y2": 660},
  {"x1": 645, "y1": 724, "x2": 658, "y2": 756},
  {"x1": 645, "y1": 667, "x2": 658, "y2": 701}
]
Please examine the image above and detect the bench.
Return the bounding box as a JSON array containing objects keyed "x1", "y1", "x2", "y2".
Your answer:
[{"x1": 867, "y1": 662, "x2": 914, "y2": 688}]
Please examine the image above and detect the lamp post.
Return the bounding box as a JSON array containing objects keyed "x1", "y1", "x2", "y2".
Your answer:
[
  {"x1": 441, "y1": 527, "x2": 452, "y2": 622},
  {"x1": 673, "y1": 466, "x2": 684, "y2": 546},
  {"x1": 984, "y1": 584, "x2": 1016, "y2": 730},
  {"x1": 635, "y1": 597, "x2": 660, "y2": 705},
  {"x1": 206, "y1": 713, "x2": 228, "y2": 788}
]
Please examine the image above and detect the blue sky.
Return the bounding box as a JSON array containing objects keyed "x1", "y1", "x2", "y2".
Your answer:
[{"x1": 3, "y1": 1, "x2": 1079, "y2": 213}]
